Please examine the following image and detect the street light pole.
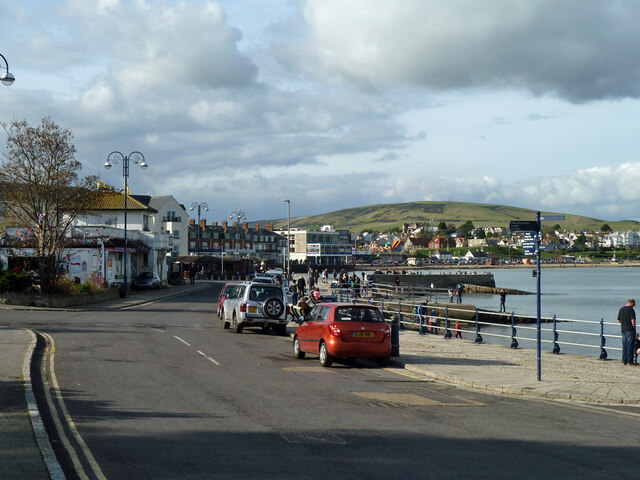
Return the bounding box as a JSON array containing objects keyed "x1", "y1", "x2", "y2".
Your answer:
[
  {"x1": 282, "y1": 199, "x2": 290, "y2": 276},
  {"x1": 104, "y1": 151, "x2": 148, "y2": 297},
  {"x1": 0, "y1": 53, "x2": 15, "y2": 86},
  {"x1": 229, "y1": 209, "x2": 246, "y2": 259},
  {"x1": 190, "y1": 201, "x2": 209, "y2": 257}
]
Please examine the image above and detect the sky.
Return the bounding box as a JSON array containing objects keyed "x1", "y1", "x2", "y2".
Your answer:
[{"x1": 1, "y1": 0, "x2": 640, "y2": 225}]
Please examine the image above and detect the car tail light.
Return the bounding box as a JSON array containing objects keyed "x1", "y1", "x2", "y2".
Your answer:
[
  {"x1": 240, "y1": 302, "x2": 247, "y2": 312},
  {"x1": 328, "y1": 324, "x2": 341, "y2": 337},
  {"x1": 383, "y1": 327, "x2": 391, "y2": 338}
]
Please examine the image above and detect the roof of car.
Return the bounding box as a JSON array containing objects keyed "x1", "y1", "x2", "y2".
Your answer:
[{"x1": 316, "y1": 302, "x2": 380, "y2": 308}]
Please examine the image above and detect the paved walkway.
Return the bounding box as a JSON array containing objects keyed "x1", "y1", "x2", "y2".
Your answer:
[{"x1": 3, "y1": 280, "x2": 640, "y2": 478}]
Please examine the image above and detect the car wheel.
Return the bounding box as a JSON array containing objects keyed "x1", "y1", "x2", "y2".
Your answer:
[
  {"x1": 319, "y1": 341, "x2": 333, "y2": 368},
  {"x1": 293, "y1": 336, "x2": 305, "y2": 359},
  {"x1": 375, "y1": 356, "x2": 390, "y2": 367},
  {"x1": 231, "y1": 314, "x2": 243, "y2": 334},
  {"x1": 262, "y1": 297, "x2": 285, "y2": 319}
]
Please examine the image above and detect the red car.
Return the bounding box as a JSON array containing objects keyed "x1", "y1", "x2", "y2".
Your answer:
[
  {"x1": 217, "y1": 283, "x2": 239, "y2": 319},
  {"x1": 292, "y1": 303, "x2": 391, "y2": 367}
]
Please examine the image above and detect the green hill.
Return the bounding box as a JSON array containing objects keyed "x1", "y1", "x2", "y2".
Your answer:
[{"x1": 264, "y1": 201, "x2": 640, "y2": 232}]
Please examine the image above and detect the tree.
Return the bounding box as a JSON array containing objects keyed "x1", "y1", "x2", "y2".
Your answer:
[
  {"x1": 475, "y1": 228, "x2": 486, "y2": 239},
  {"x1": 0, "y1": 117, "x2": 98, "y2": 290},
  {"x1": 601, "y1": 224, "x2": 612, "y2": 232},
  {"x1": 458, "y1": 220, "x2": 474, "y2": 238}
]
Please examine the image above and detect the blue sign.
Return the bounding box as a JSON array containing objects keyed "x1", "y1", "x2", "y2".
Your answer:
[{"x1": 523, "y1": 231, "x2": 537, "y2": 256}]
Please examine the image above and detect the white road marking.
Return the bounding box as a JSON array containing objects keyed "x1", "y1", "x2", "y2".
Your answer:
[
  {"x1": 197, "y1": 350, "x2": 221, "y2": 366},
  {"x1": 173, "y1": 335, "x2": 191, "y2": 346},
  {"x1": 151, "y1": 328, "x2": 165, "y2": 333}
]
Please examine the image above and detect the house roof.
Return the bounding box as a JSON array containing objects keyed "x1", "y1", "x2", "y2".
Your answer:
[{"x1": 93, "y1": 192, "x2": 157, "y2": 212}]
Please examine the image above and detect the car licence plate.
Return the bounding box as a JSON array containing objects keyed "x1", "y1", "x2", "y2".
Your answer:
[
  {"x1": 352, "y1": 331, "x2": 374, "y2": 338},
  {"x1": 248, "y1": 306, "x2": 258, "y2": 314}
]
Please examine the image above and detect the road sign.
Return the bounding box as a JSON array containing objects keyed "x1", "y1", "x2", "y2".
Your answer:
[
  {"x1": 522, "y1": 231, "x2": 537, "y2": 256},
  {"x1": 509, "y1": 220, "x2": 539, "y2": 232}
]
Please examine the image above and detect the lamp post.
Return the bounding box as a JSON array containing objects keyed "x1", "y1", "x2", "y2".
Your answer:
[
  {"x1": 229, "y1": 209, "x2": 246, "y2": 259},
  {"x1": 104, "y1": 151, "x2": 148, "y2": 297},
  {"x1": 190, "y1": 201, "x2": 209, "y2": 257},
  {"x1": 0, "y1": 53, "x2": 15, "y2": 86},
  {"x1": 282, "y1": 199, "x2": 290, "y2": 276}
]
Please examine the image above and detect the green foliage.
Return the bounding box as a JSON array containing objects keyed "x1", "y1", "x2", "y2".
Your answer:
[
  {"x1": 0, "y1": 272, "x2": 33, "y2": 292},
  {"x1": 458, "y1": 220, "x2": 474, "y2": 238},
  {"x1": 53, "y1": 276, "x2": 101, "y2": 294},
  {"x1": 601, "y1": 224, "x2": 612, "y2": 232}
]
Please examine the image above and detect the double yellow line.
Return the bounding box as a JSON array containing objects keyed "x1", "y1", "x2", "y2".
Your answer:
[{"x1": 38, "y1": 331, "x2": 107, "y2": 480}]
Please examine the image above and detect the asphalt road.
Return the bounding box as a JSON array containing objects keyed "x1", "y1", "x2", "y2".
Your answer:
[{"x1": 4, "y1": 285, "x2": 640, "y2": 479}]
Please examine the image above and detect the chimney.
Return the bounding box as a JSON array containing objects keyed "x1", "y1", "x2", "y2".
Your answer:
[
  {"x1": 255, "y1": 223, "x2": 260, "y2": 231},
  {"x1": 200, "y1": 219, "x2": 206, "y2": 229},
  {"x1": 189, "y1": 218, "x2": 195, "y2": 225},
  {"x1": 242, "y1": 222, "x2": 248, "y2": 231},
  {"x1": 222, "y1": 220, "x2": 228, "y2": 231},
  {"x1": 266, "y1": 223, "x2": 274, "y2": 232}
]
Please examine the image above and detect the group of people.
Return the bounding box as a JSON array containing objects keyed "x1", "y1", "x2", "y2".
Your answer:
[
  {"x1": 617, "y1": 298, "x2": 640, "y2": 365},
  {"x1": 447, "y1": 284, "x2": 465, "y2": 303}
]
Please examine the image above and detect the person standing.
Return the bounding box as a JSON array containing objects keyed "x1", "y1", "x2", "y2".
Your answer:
[
  {"x1": 499, "y1": 289, "x2": 507, "y2": 313},
  {"x1": 617, "y1": 298, "x2": 636, "y2": 366},
  {"x1": 188, "y1": 263, "x2": 196, "y2": 285},
  {"x1": 297, "y1": 275, "x2": 306, "y2": 297}
]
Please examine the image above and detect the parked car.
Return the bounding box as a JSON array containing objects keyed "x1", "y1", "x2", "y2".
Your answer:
[
  {"x1": 221, "y1": 282, "x2": 289, "y2": 335},
  {"x1": 251, "y1": 275, "x2": 276, "y2": 284},
  {"x1": 132, "y1": 272, "x2": 161, "y2": 289},
  {"x1": 292, "y1": 303, "x2": 391, "y2": 367},
  {"x1": 217, "y1": 282, "x2": 239, "y2": 319}
]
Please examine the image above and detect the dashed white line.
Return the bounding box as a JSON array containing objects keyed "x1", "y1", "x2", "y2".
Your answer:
[
  {"x1": 151, "y1": 328, "x2": 165, "y2": 333},
  {"x1": 173, "y1": 335, "x2": 191, "y2": 346},
  {"x1": 197, "y1": 350, "x2": 221, "y2": 366}
]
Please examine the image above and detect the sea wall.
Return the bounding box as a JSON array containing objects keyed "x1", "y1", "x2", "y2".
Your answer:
[{"x1": 370, "y1": 273, "x2": 495, "y2": 289}]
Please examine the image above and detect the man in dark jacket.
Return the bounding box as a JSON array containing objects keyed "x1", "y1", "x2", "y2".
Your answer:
[
  {"x1": 297, "y1": 275, "x2": 306, "y2": 297},
  {"x1": 617, "y1": 298, "x2": 636, "y2": 365}
]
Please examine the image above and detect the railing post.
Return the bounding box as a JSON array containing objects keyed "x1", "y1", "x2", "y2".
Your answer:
[
  {"x1": 444, "y1": 306, "x2": 452, "y2": 338},
  {"x1": 552, "y1": 314, "x2": 560, "y2": 354},
  {"x1": 599, "y1": 318, "x2": 608, "y2": 360},
  {"x1": 475, "y1": 307, "x2": 483, "y2": 344},
  {"x1": 510, "y1": 311, "x2": 517, "y2": 348}
]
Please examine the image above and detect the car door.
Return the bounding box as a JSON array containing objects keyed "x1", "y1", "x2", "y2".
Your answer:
[
  {"x1": 298, "y1": 306, "x2": 323, "y2": 353},
  {"x1": 306, "y1": 306, "x2": 330, "y2": 354}
]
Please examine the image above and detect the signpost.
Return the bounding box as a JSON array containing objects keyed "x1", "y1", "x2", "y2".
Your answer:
[{"x1": 510, "y1": 213, "x2": 564, "y2": 381}]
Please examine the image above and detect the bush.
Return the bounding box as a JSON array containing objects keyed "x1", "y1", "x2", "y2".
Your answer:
[
  {"x1": 0, "y1": 272, "x2": 33, "y2": 292},
  {"x1": 52, "y1": 276, "x2": 102, "y2": 294}
]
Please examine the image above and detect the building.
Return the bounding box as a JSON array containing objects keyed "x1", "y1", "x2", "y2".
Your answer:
[{"x1": 275, "y1": 227, "x2": 352, "y2": 266}]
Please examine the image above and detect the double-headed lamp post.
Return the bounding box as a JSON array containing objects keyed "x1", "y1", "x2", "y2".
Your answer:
[
  {"x1": 104, "y1": 151, "x2": 148, "y2": 297},
  {"x1": 229, "y1": 209, "x2": 246, "y2": 258},
  {"x1": 281, "y1": 199, "x2": 290, "y2": 276},
  {"x1": 0, "y1": 53, "x2": 15, "y2": 86},
  {"x1": 190, "y1": 201, "x2": 209, "y2": 257}
]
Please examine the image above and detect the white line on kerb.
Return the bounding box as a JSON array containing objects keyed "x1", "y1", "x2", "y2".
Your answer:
[
  {"x1": 197, "y1": 350, "x2": 221, "y2": 366},
  {"x1": 173, "y1": 335, "x2": 191, "y2": 346}
]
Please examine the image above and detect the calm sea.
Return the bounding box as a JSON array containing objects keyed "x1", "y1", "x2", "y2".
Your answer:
[{"x1": 354, "y1": 266, "x2": 640, "y2": 360}]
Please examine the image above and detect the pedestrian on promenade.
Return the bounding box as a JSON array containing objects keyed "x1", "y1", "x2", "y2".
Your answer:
[
  {"x1": 617, "y1": 298, "x2": 636, "y2": 365},
  {"x1": 188, "y1": 263, "x2": 196, "y2": 285},
  {"x1": 448, "y1": 289, "x2": 454, "y2": 303},
  {"x1": 499, "y1": 289, "x2": 507, "y2": 312},
  {"x1": 634, "y1": 332, "x2": 640, "y2": 365},
  {"x1": 455, "y1": 321, "x2": 462, "y2": 339},
  {"x1": 457, "y1": 283, "x2": 463, "y2": 303},
  {"x1": 297, "y1": 275, "x2": 306, "y2": 297}
]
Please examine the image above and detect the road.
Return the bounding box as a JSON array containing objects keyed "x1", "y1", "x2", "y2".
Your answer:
[{"x1": 4, "y1": 284, "x2": 640, "y2": 479}]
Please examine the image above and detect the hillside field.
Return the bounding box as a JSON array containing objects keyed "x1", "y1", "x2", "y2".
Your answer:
[{"x1": 262, "y1": 201, "x2": 640, "y2": 232}]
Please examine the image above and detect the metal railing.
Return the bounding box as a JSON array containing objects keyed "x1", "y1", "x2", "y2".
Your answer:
[{"x1": 330, "y1": 282, "x2": 622, "y2": 361}]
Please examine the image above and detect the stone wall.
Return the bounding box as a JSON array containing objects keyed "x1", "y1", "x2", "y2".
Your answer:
[{"x1": 1, "y1": 287, "x2": 120, "y2": 308}]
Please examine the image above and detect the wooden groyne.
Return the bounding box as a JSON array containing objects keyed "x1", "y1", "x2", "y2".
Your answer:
[{"x1": 370, "y1": 273, "x2": 495, "y2": 289}]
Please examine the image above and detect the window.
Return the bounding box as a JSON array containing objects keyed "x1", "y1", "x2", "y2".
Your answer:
[
  {"x1": 143, "y1": 215, "x2": 150, "y2": 232},
  {"x1": 334, "y1": 307, "x2": 383, "y2": 322},
  {"x1": 173, "y1": 229, "x2": 180, "y2": 239}
]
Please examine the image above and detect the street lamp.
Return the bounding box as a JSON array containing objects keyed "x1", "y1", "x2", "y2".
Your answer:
[
  {"x1": 104, "y1": 151, "x2": 148, "y2": 297},
  {"x1": 282, "y1": 199, "x2": 290, "y2": 276},
  {"x1": 0, "y1": 53, "x2": 15, "y2": 86},
  {"x1": 190, "y1": 201, "x2": 209, "y2": 257},
  {"x1": 229, "y1": 209, "x2": 246, "y2": 258}
]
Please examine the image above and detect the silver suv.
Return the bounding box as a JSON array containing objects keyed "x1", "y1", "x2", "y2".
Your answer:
[{"x1": 221, "y1": 282, "x2": 289, "y2": 335}]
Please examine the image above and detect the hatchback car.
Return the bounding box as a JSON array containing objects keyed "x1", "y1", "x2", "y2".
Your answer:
[
  {"x1": 132, "y1": 272, "x2": 161, "y2": 289},
  {"x1": 217, "y1": 282, "x2": 239, "y2": 319},
  {"x1": 292, "y1": 303, "x2": 391, "y2": 367}
]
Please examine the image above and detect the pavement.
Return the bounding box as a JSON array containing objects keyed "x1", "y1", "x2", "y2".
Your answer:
[{"x1": 3, "y1": 280, "x2": 640, "y2": 478}]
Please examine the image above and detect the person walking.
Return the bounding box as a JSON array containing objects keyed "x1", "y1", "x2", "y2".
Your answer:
[
  {"x1": 297, "y1": 275, "x2": 306, "y2": 297},
  {"x1": 188, "y1": 263, "x2": 196, "y2": 285},
  {"x1": 617, "y1": 298, "x2": 636, "y2": 366},
  {"x1": 499, "y1": 289, "x2": 507, "y2": 313}
]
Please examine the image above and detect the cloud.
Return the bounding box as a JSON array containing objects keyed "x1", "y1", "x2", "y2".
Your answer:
[{"x1": 277, "y1": 0, "x2": 640, "y2": 102}]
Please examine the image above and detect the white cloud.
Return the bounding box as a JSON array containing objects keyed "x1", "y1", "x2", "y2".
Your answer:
[{"x1": 278, "y1": 0, "x2": 640, "y2": 102}]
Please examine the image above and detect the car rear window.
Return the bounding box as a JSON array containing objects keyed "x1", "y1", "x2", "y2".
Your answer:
[
  {"x1": 334, "y1": 307, "x2": 383, "y2": 323},
  {"x1": 249, "y1": 285, "x2": 283, "y2": 301}
]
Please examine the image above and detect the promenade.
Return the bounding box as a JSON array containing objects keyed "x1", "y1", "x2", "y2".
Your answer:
[{"x1": 2, "y1": 281, "x2": 640, "y2": 478}]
